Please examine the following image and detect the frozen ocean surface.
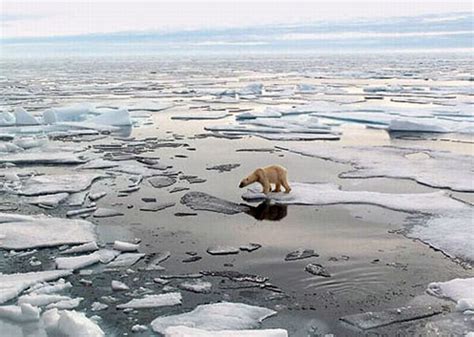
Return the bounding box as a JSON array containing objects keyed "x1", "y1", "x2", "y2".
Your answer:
[{"x1": 0, "y1": 54, "x2": 472, "y2": 336}]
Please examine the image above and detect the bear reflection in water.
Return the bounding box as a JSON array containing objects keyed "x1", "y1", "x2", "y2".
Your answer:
[{"x1": 245, "y1": 201, "x2": 287, "y2": 221}]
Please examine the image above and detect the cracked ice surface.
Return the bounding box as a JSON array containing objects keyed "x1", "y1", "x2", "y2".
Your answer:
[
  {"x1": 0, "y1": 213, "x2": 97, "y2": 249},
  {"x1": 151, "y1": 302, "x2": 276, "y2": 334},
  {"x1": 278, "y1": 144, "x2": 474, "y2": 192}
]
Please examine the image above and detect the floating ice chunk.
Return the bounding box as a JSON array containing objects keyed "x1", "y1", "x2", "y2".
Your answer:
[
  {"x1": 0, "y1": 303, "x2": 41, "y2": 322},
  {"x1": 340, "y1": 305, "x2": 442, "y2": 330},
  {"x1": 181, "y1": 192, "x2": 250, "y2": 215},
  {"x1": 61, "y1": 242, "x2": 99, "y2": 255},
  {"x1": 236, "y1": 109, "x2": 282, "y2": 120},
  {"x1": 117, "y1": 292, "x2": 182, "y2": 309},
  {"x1": 0, "y1": 213, "x2": 96, "y2": 249},
  {"x1": 113, "y1": 241, "x2": 139, "y2": 252},
  {"x1": 13, "y1": 136, "x2": 48, "y2": 150},
  {"x1": 18, "y1": 294, "x2": 71, "y2": 307},
  {"x1": 93, "y1": 208, "x2": 123, "y2": 218},
  {"x1": 164, "y1": 326, "x2": 288, "y2": 337},
  {"x1": 42, "y1": 309, "x2": 105, "y2": 337},
  {"x1": 426, "y1": 278, "x2": 474, "y2": 302},
  {"x1": 305, "y1": 263, "x2": 330, "y2": 277},
  {"x1": 178, "y1": 280, "x2": 212, "y2": 294},
  {"x1": 55, "y1": 253, "x2": 101, "y2": 270},
  {"x1": 20, "y1": 174, "x2": 103, "y2": 196},
  {"x1": 67, "y1": 191, "x2": 89, "y2": 207},
  {"x1": 151, "y1": 302, "x2": 276, "y2": 334},
  {"x1": 77, "y1": 159, "x2": 118, "y2": 170},
  {"x1": 363, "y1": 85, "x2": 403, "y2": 93},
  {"x1": 88, "y1": 192, "x2": 106, "y2": 201},
  {"x1": 0, "y1": 111, "x2": 15, "y2": 126},
  {"x1": 14, "y1": 107, "x2": 40, "y2": 125},
  {"x1": 255, "y1": 133, "x2": 340, "y2": 141},
  {"x1": 207, "y1": 246, "x2": 240, "y2": 255},
  {"x1": 89, "y1": 108, "x2": 131, "y2": 126},
  {"x1": 144, "y1": 251, "x2": 171, "y2": 270},
  {"x1": 456, "y1": 298, "x2": 474, "y2": 313},
  {"x1": 0, "y1": 142, "x2": 22, "y2": 153},
  {"x1": 28, "y1": 279, "x2": 72, "y2": 295},
  {"x1": 131, "y1": 324, "x2": 148, "y2": 332},
  {"x1": 106, "y1": 253, "x2": 145, "y2": 269},
  {"x1": 388, "y1": 119, "x2": 448, "y2": 133},
  {"x1": 91, "y1": 302, "x2": 108, "y2": 311},
  {"x1": 111, "y1": 280, "x2": 129, "y2": 291},
  {"x1": 0, "y1": 270, "x2": 72, "y2": 304},
  {"x1": 240, "y1": 243, "x2": 262, "y2": 252},
  {"x1": 43, "y1": 103, "x2": 94, "y2": 124},
  {"x1": 285, "y1": 249, "x2": 319, "y2": 261},
  {"x1": 279, "y1": 144, "x2": 474, "y2": 192},
  {"x1": 46, "y1": 297, "x2": 83, "y2": 310},
  {"x1": 172, "y1": 112, "x2": 230, "y2": 120},
  {"x1": 149, "y1": 176, "x2": 177, "y2": 188},
  {"x1": 26, "y1": 193, "x2": 69, "y2": 208},
  {"x1": 0, "y1": 151, "x2": 86, "y2": 165}
]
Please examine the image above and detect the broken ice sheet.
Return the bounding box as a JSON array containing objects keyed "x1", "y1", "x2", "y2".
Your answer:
[
  {"x1": 116, "y1": 292, "x2": 182, "y2": 309},
  {"x1": 19, "y1": 174, "x2": 104, "y2": 196},
  {"x1": 0, "y1": 213, "x2": 97, "y2": 249},
  {"x1": 164, "y1": 326, "x2": 288, "y2": 337},
  {"x1": 93, "y1": 208, "x2": 124, "y2": 218},
  {"x1": 207, "y1": 246, "x2": 240, "y2": 255},
  {"x1": 426, "y1": 278, "x2": 474, "y2": 302},
  {"x1": 171, "y1": 111, "x2": 230, "y2": 120},
  {"x1": 0, "y1": 270, "x2": 72, "y2": 304},
  {"x1": 106, "y1": 253, "x2": 145, "y2": 269},
  {"x1": 340, "y1": 305, "x2": 443, "y2": 330},
  {"x1": 0, "y1": 151, "x2": 86, "y2": 165},
  {"x1": 26, "y1": 193, "x2": 69, "y2": 208},
  {"x1": 178, "y1": 280, "x2": 212, "y2": 294},
  {"x1": 42, "y1": 309, "x2": 105, "y2": 337},
  {"x1": 148, "y1": 176, "x2": 177, "y2": 188},
  {"x1": 285, "y1": 249, "x2": 319, "y2": 261},
  {"x1": 151, "y1": 302, "x2": 277, "y2": 334}
]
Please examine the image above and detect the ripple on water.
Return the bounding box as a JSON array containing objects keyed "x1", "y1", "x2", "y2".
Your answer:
[{"x1": 303, "y1": 264, "x2": 388, "y2": 297}]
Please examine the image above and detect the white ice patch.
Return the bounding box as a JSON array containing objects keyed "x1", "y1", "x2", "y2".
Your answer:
[
  {"x1": 89, "y1": 108, "x2": 131, "y2": 126},
  {"x1": 42, "y1": 309, "x2": 104, "y2": 337},
  {"x1": 117, "y1": 292, "x2": 182, "y2": 309},
  {"x1": 0, "y1": 270, "x2": 72, "y2": 304},
  {"x1": 14, "y1": 107, "x2": 40, "y2": 126},
  {"x1": 0, "y1": 151, "x2": 86, "y2": 165},
  {"x1": 61, "y1": 242, "x2": 99, "y2": 255},
  {"x1": 164, "y1": 326, "x2": 288, "y2": 337},
  {"x1": 18, "y1": 294, "x2": 72, "y2": 307},
  {"x1": 0, "y1": 303, "x2": 41, "y2": 323},
  {"x1": 26, "y1": 193, "x2": 69, "y2": 208},
  {"x1": 55, "y1": 253, "x2": 101, "y2": 270},
  {"x1": 19, "y1": 174, "x2": 103, "y2": 196},
  {"x1": 427, "y1": 278, "x2": 474, "y2": 302},
  {"x1": 106, "y1": 253, "x2": 145, "y2": 269},
  {"x1": 151, "y1": 302, "x2": 276, "y2": 334},
  {"x1": 0, "y1": 213, "x2": 97, "y2": 249},
  {"x1": 42, "y1": 103, "x2": 94, "y2": 124},
  {"x1": 279, "y1": 144, "x2": 473, "y2": 192},
  {"x1": 172, "y1": 112, "x2": 230, "y2": 120},
  {"x1": 113, "y1": 241, "x2": 139, "y2": 252}
]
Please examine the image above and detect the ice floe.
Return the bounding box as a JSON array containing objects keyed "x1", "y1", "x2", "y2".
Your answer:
[
  {"x1": 0, "y1": 270, "x2": 72, "y2": 304},
  {"x1": 426, "y1": 278, "x2": 474, "y2": 303},
  {"x1": 0, "y1": 303, "x2": 41, "y2": 323},
  {"x1": 117, "y1": 292, "x2": 182, "y2": 309},
  {"x1": 164, "y1": 326, "x2": 288, "y2": 337},
  {"x1": 61, "y1": 242, "x2": 99, "y2": 255},
  {"x1": 113, "y1": 241, "x2": 139, "y2": 252},
  {"x1": 106, "y1": 253, "x2": 145, "y2": 269},
  {"x1": 14, "y1": 107, "x2": 40, "y2": 126},
  {"x1": 181, "y1": 192, "x2": 250, "y2": 215},
  {"x1": 178, "y1": 280, "x2": 212, "y2": 294},
  {"x1": 42, "y1": 309, "x2": 104, "y2": 337},
  {"x1": 0, "y1": 213, "x2": 96, "y2": 249},
  {"x1": 151, "y1": 302, "x2": 276, "y2": 334},
  {"x1": 278, "y1": 144, "x2": 473, "y2": 192},
  {"x1": 111, "y1": 280, "x2": 129, "y2": 291},
  {"x1": 19, "y1": 174, "x2": 103, "y2": 196},
  {"x1": 0, "y1": 151, "x2": 86, "y2": 165}
]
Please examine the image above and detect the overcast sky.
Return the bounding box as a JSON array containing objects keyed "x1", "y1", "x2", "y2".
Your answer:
[{"x1": 1, "y1": 0, "x2": 472, "y2": 38}]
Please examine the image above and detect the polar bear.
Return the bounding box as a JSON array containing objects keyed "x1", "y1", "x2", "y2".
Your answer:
[{"x1": 239, "y1": 165, "x2": 291, "y2": 194}]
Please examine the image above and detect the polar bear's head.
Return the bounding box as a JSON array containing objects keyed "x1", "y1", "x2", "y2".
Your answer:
[{"x1": 239, "y1": 168, "x2": 264, "y2": 188}]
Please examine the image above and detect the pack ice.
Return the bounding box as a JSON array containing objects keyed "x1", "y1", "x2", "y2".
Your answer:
[{"x1": 164, "y1": 326, "x2": 288, "y2": 337}]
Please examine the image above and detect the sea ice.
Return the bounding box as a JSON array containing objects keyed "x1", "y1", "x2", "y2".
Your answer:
[
  {"x1": 18, "y1": 294, "x2": 71, "y2": 307},
  {"x1": 164, "y1": 326, "x2": 288, "y2": 337},
  {"x1": 0, "y1": 213, "x2": 96, "y2": 249},
  {"x1": 0, "y1": 151, "x2": 86, "y2": 165},
  {"x1": 116, "y1": 292, "x2": 182, "y2": 309},
  {"x1": 0, "y1": 303, "x2": 41, "y2": 323},
  {"x1": 426, "y1": 278, "x2": 474, "y2": 302},
  {"x1": 61, "y1": 242, "x2": 99, "y2": 255},
  {"x1": 42, "y1": 103, "x2": 93, "y2": 124},
  {"x1": 207, "y1": 246, "x2": 240, "y2": 255},
  {"x1": 285, "y1": 249, "x2": 319, "y2": 261},
  {"x1": 172, "y1": 111, "x2": 230, "y2": 120},
  {"x1": 111, "y1": 280, "x2": 129, "y2": 291},
  {"x1": 14, "y1": 107, "x2": 40, "y2": 126},
  {"x1": 55, "y1": 253, "x2": 102, "y2": 270},
  {"x1": 42, "y1": 309, "x2": 104, "y2": 337},
  {"x1": 178, "y1": 280, "x2": 212, "y2": 294},
  {"x1": 149, "y1": 176, "x2": 177, "y2": 188},
  {"x1": 89, "y1": 108, "x2": 131, "y2": 126},
  {"x1": 46, "y1": 297, "x2": 83, "y2": 310},
  {"x1": 113, "y1": 241, "x2": 139, "y2": 252},
  {"x1": 0, "y1": 270, "x2": 73, "y2": 305},
  {"x1": 26, "y1": 193, "x2": 69, "y2": 208},
  {"x1": 278, "y1": 144, "x2": 473, "y2": 192},
  {"x1": 93, "y1": 208, "x2": 124, "y2": 218},
  {"x1": 151, "y1": 302, "x2": 276, "y2": 334},
  {"x1": 19, "y1": 174, "x2": 103, "y2": 196},
  {"x1": 106, "y1": 253, "x2": 145, "y2": 269}
]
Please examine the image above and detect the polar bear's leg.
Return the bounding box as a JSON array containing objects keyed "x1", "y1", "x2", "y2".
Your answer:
[
  {"x1": 281, "y1": 171, "x2": 291, "y2": 193},
  {"x1": 274, "y1": 183, "x2": 281, "y2": 192}
]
